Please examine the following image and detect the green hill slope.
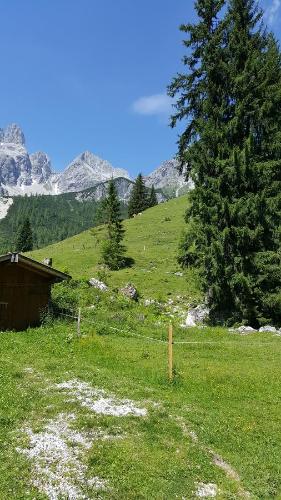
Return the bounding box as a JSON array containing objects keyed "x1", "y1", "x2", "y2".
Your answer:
[
  {"x1": 3, "y1": 198, "x2": 281, "y2": 500},
  {"x1": 0, "y1": 187, "x2": 129, "y2": 253},
  {"x1": 29, "y1": 195, "x2": 201, "y2": 301}
]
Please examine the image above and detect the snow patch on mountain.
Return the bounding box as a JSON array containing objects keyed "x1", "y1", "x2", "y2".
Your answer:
[
  {"x1": 0, "y1": 197, "x2": 13, "y2": 220},
  {"x1": 0, "y1": 123, "x2": 193, "y2": 201}
]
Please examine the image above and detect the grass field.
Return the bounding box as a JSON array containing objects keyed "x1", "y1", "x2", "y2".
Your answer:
[
  {"x1": 1, "y1": 319, "x2": 281, "y2": 499},
  {"x1": 29, "y1": 195, "x2": 202, "y2": 303},
  {"x1": 1, "y1": 196, "x2": 280, "y2": 498}
]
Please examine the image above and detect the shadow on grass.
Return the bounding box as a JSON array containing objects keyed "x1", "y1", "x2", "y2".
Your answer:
[{"x1": 122, "y1": 256, "x2": 135, "y2": 268}]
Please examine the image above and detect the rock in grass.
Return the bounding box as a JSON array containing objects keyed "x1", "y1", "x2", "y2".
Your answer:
[
  {"x1": 259, "y1": 325, "x2": 277, "y2": 333},
  {"x1": 195, "y1": 482, "x2": 218, "y2": 498},
  {"x1": 144, "y1": 298, "x2": 156, "y2": 306},
  {"x1": 119, "y1": 283, "x2": 138, "y2": 301},
  {"x1": 88, "y1": 278, "x2": 108, "y2": 291},
  {"x1": 237, "y1": 326, "x2": 257, "y2": 333},
  {"x1": 184, "y1": 305, "x2": 209, "y2": 327}
]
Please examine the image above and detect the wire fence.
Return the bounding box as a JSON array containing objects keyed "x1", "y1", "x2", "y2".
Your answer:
[
  {"x1": 55, "y1": 306, "x2": 280, "y2": 383},
  {"x1": 56, "y1": 307, "x2": 280, "y2": 346}
]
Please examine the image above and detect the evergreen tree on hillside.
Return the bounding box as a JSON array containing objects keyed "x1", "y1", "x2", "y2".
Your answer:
[
  {"x1": 101, "y1": 179, "x2": 127, "y2": 270},
  {"x1": 128, "y1": 173, "x2": 149, "y2": 217},
  {"x1": 169, "y1": 0, "x2": 229, "y2": 315},
  {"x1": 15, "y1": 217, "x2": 33, "y2": 252},
  {"x1": 148, "y1": 185, "x2": 158, "y2": 208},
  {"x1": 223, "y1": 1, "x2": 281, "y2": 325},
  {"x1": 169, "y1": 0, "x2": 281, "y2": 325}
]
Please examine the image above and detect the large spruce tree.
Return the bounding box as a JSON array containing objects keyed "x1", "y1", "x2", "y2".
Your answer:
[
  {"x1": 15, "y1": 217, "x2": 33, "y2": 252},
  {"x1": 101, "y1": 179, "x2": 127, "y2": 270},
  {"x1": 128, "y1": 173, "x2": 149, "y2": 217},
  {"x1": 169, "y1": 0, "x2": 281, "y2": 326}
]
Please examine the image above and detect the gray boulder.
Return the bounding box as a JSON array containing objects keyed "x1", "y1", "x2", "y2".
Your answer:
[
  {"x1": 89, "y1": 278, "x2": 108, "y2": 292},
  {"x1": 237, "y1": 326, "x2": 257, "y2": 333},
  {"x1": 184, "y1": 305, "x2": 209, "y2": 327},
  {"x1": 229, "y1": 325, "x2": 257, "y2": 334},
  {"x1": 120, "y1": 283, "x2": 138, "y2": 301},
  {"x1": 259, "y1": 325, "x2": 277, "y2": 333}
]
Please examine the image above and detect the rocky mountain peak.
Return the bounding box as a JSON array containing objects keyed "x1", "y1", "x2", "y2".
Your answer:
[
  {"x1": 0, "y1": 123, "x2": 192, "y2": 198},
  {"x1": 1, "y1": 123, "x2": 25, "y2": 146},
  {"x1": 30, "y1": 152, "x2": 53, "y2": 184},
  {"x1": 0, "y1": 124, "x2": 55, "y2": 195},
  {"x1": 56, "y1": 150, "x2": 130, "y2": 193},
  {"x1": 79, "y1": 151, "x2": 95, "y2": 162},
  {"x1": 144, "y1": 159, "x2": 193, "y2": 197}
]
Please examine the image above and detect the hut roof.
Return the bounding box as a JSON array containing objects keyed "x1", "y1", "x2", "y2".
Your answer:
[{"x1": 0, "y1": 253, "x2": 71, "y2": 283}]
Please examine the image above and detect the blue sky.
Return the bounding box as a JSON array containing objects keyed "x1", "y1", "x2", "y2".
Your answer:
[{"x1": 0, "y1": 0, "x2": 280, "y2": 176}]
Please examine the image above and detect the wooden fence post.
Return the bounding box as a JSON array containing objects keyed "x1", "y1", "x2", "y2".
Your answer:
[
  {"x1": 168, "y1": 323, "x2": 173, "y2": 382},
  {"x1": 77, "y1": 308, "x2": 81, "y2": 337}
]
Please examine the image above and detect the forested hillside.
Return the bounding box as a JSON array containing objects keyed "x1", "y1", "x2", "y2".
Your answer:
[{"x1": 0, "y1": 193, "x2": 127, "y2": 253}]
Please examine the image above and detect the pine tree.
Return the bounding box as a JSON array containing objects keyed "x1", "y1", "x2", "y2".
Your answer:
[
  {"x1": 169, "y1": 0, "x2": 229, "y2": 317},
  {"x1": 128, "y1": 173, "x2": 149, "y2": 217},
  {"x1": 223, "y1": 1, "x2": 281, "y2": 325},
  {"x1": 15, "y1": 217, "x2": 33, "y2": 252},
  {"x1": 148, "y1": 185, "x2": 158, "y2": 208},
  {"x1": 169, "y1": 0, "x2": 281, "y2": 326},
  {"x1": 101, "y1": 179, "x2": 127, "y2": 270}
]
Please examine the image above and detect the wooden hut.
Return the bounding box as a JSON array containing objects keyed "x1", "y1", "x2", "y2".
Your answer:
[{"x1": 0, "y1": 253, "x2": 70, "y2": 331}]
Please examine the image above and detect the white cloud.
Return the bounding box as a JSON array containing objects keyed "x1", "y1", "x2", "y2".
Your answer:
[
  {"x1": 264, "y1": 0, "x2": 281, "y2": 25},
  {"x1": 132, "y1": 93, "x2": 173, "y2": 117}
]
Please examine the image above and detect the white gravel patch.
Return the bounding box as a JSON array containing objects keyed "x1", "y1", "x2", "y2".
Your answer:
[
  {"x1": 22, "y1": 367, "x2": 34, "y2": 374},
  {"x1": 17, "y1": 413, "x2": 109, "y2": 500},
  {"x1": 56, "y1": 379, "x2": 147, "y2": 417},
  {"x1": 196, "y1": 483, "x2": 218, "y2": 497}
]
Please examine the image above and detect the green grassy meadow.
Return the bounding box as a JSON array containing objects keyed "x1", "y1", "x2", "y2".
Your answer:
[
  {"x1": 0, "y1": 320, "x2": 281, "y2": 498},
  {"x1": 29, "y1": 195, "x2": 202, "y2": 303},
  {"x1": 0, "y1": 196, "x2": 280, "y2": 498}
]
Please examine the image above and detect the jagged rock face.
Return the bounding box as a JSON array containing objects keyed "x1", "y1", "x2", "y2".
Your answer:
[
  {"x1": 0, "y1": 143, "x2": 32, "y2": 187},
  {"x1": 0, "y1": 124, "x2": 54, "y2": 195},
  {"x1": 2, "y1": 123, "x2": 25, "y2": 145},
  {"x1": 0, "y1": 186, "x2": 8, "y2": 196},
  {"x1": 0, "y1": 124, "x2": 191, "y2": 201},
  {"x1": 57, "y1": 151, "x2": 130, "y2": 193},
  {"x1": 30, "y1": 152, "x2": 53, "y2": 184},
  {"x1": 76, "y1": 177, "x2": 134, "y2": 203},
  {"x1": 144, "y1": 159, "x2": 193, "y2": 197}
]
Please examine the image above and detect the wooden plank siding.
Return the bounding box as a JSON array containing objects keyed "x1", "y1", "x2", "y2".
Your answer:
[{"x1": 0, "y1": 254, "x2": 70, "y2": 331}]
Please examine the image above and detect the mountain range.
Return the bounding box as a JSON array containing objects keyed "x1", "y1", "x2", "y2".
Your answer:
[
  {"x1": 0, "y1": 123, "x2": 191, "y2": 199},
  {"x1": 0, "y1": 124, "x2": 193, "y2": 252}
]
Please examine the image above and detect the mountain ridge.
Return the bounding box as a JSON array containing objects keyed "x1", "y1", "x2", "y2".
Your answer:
[{"x1": 0, "y1": 123, "x2": 190, "y2": 198}]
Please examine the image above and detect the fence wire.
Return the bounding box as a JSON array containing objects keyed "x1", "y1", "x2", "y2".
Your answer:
[{"x1": 56, "y1": 309, "x2": 280, "y2": 347}]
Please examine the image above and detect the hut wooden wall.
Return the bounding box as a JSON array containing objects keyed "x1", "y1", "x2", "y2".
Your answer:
[{"x1": 0, "y1": 261, "x2": 52, "y2": 331}]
